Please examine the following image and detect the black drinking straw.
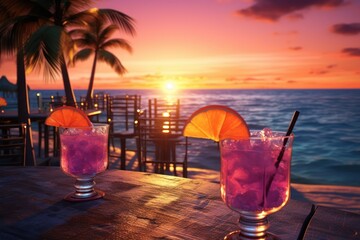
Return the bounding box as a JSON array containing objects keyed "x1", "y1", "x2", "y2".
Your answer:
[
  {"x1": 265, "y1": 110, "x2": 300, "y2": 198},
  {"x1": 275, "y1": 110, "x2": 300, "y2": 168}
]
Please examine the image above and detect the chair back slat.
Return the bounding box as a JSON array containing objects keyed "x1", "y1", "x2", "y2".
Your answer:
[
  {"x1": 38, "y1": 95, "x2": 65, "y2": 112},
  {"x1": 79, "y1": 93, "x2": 109, "y2": 111},
  {"x1": 106, "y1": 95, "x2": 142, "y2": 170},
  {"x1": 107, "y1": 95, "x2": 141, "y2": 133},
  {"x1": 148, "y1": 98, "x2": 180, "y2": 119},
  {"x1": 0, "y1": 123, "x2": 26, "y2": 166}
]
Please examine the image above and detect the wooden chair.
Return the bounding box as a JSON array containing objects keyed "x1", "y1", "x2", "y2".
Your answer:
[
  {"x1": 79, "y1": 96, "x2": 88, "y2": 110},
  {"x1": 79, "y1": 93, "x2": 108, "y2": 112},
  {"x1": 107, "y1": 95, "x2": 142, "y2": 170},
  {"x1": 138, "y1": 116, "x2": 188, "y2": 177},
  {"x1": 79, "y1": 94, "x2": 108, "y2": 123},
  {"x1": 0, "y1": 123, "x2": 26, "y2": 166},
  {"x1": 39, "y1": 95, "x2": 65, "y2": 112},
  {"x1": 148, "y1": 98, "x2": 180, "y2": 119},
  {"x1": 93, "y1": 93, "x2": 108, "y2": 112},
  {"x1": 37, "y1": 122, "x2": 59, "y2": 159},
  {"x1": 36, "y1": 95, "x2": 64, "y2": 159},
  {"x1": 37, "y1": 102, "x2": 63, "y2": 159}
]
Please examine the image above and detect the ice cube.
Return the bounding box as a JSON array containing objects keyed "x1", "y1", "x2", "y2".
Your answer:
[
  {"x1": 233, "y1": 168, "x2": 249, "y2": 182},
  {"x1": 227, "y1": 177, "x2": 246, "y2": 196},
  {"x1": 266, "y1": 187, "x2": 288, "y2": 209},
  {"x1": 260, "y1": 128, "x2": 273, "y2": 139},
  {"x1": 234, "y1": 190, "x2": 261, "y2": 211}
]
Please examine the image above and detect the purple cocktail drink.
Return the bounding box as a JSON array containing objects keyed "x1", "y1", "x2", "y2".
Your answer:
[
  {"x1": 61, "y1": 131, "x2": 108, "y2": 177},
  {"x1": 220, "y1": 129, "x2": 294, "y2": 239},
  {"x1": 59, "y1": 123, "x2": 109, "y2": 201}
]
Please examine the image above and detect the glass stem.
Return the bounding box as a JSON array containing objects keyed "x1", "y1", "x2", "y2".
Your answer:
[
  {"x1": 73, "y1": 177, "x2": 97, "y2": 199},
  {"x1": 238, "y1": 212, "x2": 269, "y2": 239}
]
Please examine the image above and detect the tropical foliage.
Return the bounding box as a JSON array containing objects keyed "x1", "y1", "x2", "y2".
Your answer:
[
  {"x1": 1, "y1": 0, "x2": 135, "y2": 106},
  {"x1": 0, "y1": 0, "x2": 39, "y2": 165},
  {"x1": 0, "y1": 0, "x2": 135, "y2": 165}
]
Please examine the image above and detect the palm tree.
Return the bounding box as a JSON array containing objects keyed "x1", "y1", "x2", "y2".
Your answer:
[
  {"x1": 70, "y1": 17, "x2": 132, "y2": 107},
  {"x1": 2, "y1": 0, "x2": 136, "y2": 107},
  {"x1": 1, "y1": 1, "x2": 135, "y2": 165},
  {"x1": 0, "y1": 0, "x2": 40, "y2": 165},
  {"x1": 0, "y1": 0, "x2": 134, "y2": 165}
]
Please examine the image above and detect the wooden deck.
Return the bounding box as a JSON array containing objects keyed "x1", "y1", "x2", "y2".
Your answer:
[{"x1": 0, "y1": 167, "x2": 359, "y2": 239}]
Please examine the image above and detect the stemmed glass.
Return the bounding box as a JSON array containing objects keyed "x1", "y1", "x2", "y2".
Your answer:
[
  {"x1": 59, "y1": 123, "x2": 109, "y2": 201},
  {"x1": 220, "y1": 130, "x2": 294, "y2": 239}
]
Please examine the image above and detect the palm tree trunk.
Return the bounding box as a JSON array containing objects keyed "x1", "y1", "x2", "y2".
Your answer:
[
  {"x1": 17, "y1": 49, "x2": 35, "y2": 166},
  {"x1": 85, "y1": 51, "x2": 98, "y2": 108},
  {"x1": 60, "y1": 54, "x2": 77, "y2": 107}
]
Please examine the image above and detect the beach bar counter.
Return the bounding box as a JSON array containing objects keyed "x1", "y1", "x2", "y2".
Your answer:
[{"x1": 0, "y1": 167, "x2": 359, "y2": 239}]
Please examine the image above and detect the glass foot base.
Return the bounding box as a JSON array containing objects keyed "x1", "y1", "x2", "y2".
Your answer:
[
  {"x1": 224, "y1": 230, "x2": 279, "y2": 240},
  {"x1": 64, "y1": 190, "x2": 105, "y2": 202}
]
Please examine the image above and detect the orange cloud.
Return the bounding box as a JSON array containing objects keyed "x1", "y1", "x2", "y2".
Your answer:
[
  {"x1": 342, "y1": 48, "x2": 360, "y2": 57},
  {"x1": 289, "y1": 46, "x2": 303, "y2": 51}
]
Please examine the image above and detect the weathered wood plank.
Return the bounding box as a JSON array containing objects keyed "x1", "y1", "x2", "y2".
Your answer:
[
  {"x1": 269, "y1": 200, "x2": 315, "y2": 239},
  {"x1": 0, "y1": 167, "x2": 318, "y2": 239},
  {"x1": 303, "y1": 206, "x2": 360, "y2": 240}
]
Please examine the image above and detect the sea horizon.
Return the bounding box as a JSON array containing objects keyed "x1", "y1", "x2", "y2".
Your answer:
[{"x1": 26, "y1": 87, "x2": 360, "y2": 91}]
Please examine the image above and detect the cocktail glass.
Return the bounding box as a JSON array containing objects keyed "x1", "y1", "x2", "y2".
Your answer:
[
  {"x1": 59, "y1": 123, "x2": 109, "y2": 201},
  {"x1": 220, "y1": 130, "x2": 294, "y2": 239}
]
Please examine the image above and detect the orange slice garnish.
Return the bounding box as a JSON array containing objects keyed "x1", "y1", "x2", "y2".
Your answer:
[
  {"x1": 0, "y1": 97, "x2": 7, "y2": 107},
  {"x1": 183, "y1": 105, "x2": 250, "y2": 142},
  {"x1": 45, "y1": 106, "x2": 92, "y2": 127}
]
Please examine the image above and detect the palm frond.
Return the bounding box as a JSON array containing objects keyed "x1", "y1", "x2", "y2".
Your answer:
[
  {"x1": 98, "y1": 24, "x2": 119, "y2": 42},
  {"x1": 27, "y1": 0, "x2": 53, "y2": 20},
  {"x1": 64, "y1": 0, "x2": 94, "y2": 15},
  {"x1": 94, "y1": 9, "x2": 136, "y2": 36},
  {"x1": 98, "y1": 49, "x2": 127, "y2": 75},
  {"x1": 24, "y1": 25, "x2": 62, "y2": 81},
  {"x1": 71, "y1": 48, "x2": 93, "y2": 65},
  {"x1": 1, "y1": 0, "x2": 35, "y2": 17},
  {"x1": 0, "y1": 15, "x2": 42, "y2": 56},
  {"x1": 0, "y1": 20, "x2": 23, "y2": 56},
  {"x1": 68, "y1": 28, "x2": 88, "y2": 37},
  {"x1": 72, "y1": 38, "x2": 91, "y2": 49},
  {"x1": 101, "y1": 39, "x2": 132, "y2": 53}
]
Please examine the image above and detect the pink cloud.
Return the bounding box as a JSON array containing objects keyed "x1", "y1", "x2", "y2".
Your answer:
[
  {"x1": 237, "y1": 0, "x2": 346, "y2": 21},
  {"x1": 331, "y1": 23, "x2": 360, "y2": 35}
]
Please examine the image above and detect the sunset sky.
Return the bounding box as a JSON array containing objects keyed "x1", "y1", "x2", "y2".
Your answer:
[{"x1": 0, "y1": 0, "x2": 360, "y2": 89}]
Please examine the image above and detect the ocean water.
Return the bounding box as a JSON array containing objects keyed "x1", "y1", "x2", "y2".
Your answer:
[{"x1": 3, "y1": 89, "x2": 360, "y2": 187}]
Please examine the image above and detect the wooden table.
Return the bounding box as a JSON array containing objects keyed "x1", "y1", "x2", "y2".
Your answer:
[
  {"x1": 0, "y1": 110, "x2": 49, "y2": 122},
  {"x1": 0, "y1": 167, "x2": 359, "y2": 239},
  {"x1": 0, "y1": 109, "x2": 102, "y2": 122},
  {"x1": 0, "y1": 109, "x2": 102, "y2": 158}
]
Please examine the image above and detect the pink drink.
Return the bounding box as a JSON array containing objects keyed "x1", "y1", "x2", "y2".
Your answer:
[
  {"x1": 220, "y1": 130, "x2": 294, "y2": 214},
  {"x1": 60, "y1": 125, "x2": 109, "y2": 178}
]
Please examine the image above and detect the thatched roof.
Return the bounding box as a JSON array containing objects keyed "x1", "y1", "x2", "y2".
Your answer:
[
  {"x1": 0, "y1": 75, "x2": 17, "y2": 93},
  {"x1": 0, "y1": 75, "x2": 31, "y2": 97}
]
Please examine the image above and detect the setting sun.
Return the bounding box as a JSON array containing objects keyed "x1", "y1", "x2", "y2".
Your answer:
[{"x1": 164, "y1": 81, "x2": 176, "y2": 91}]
